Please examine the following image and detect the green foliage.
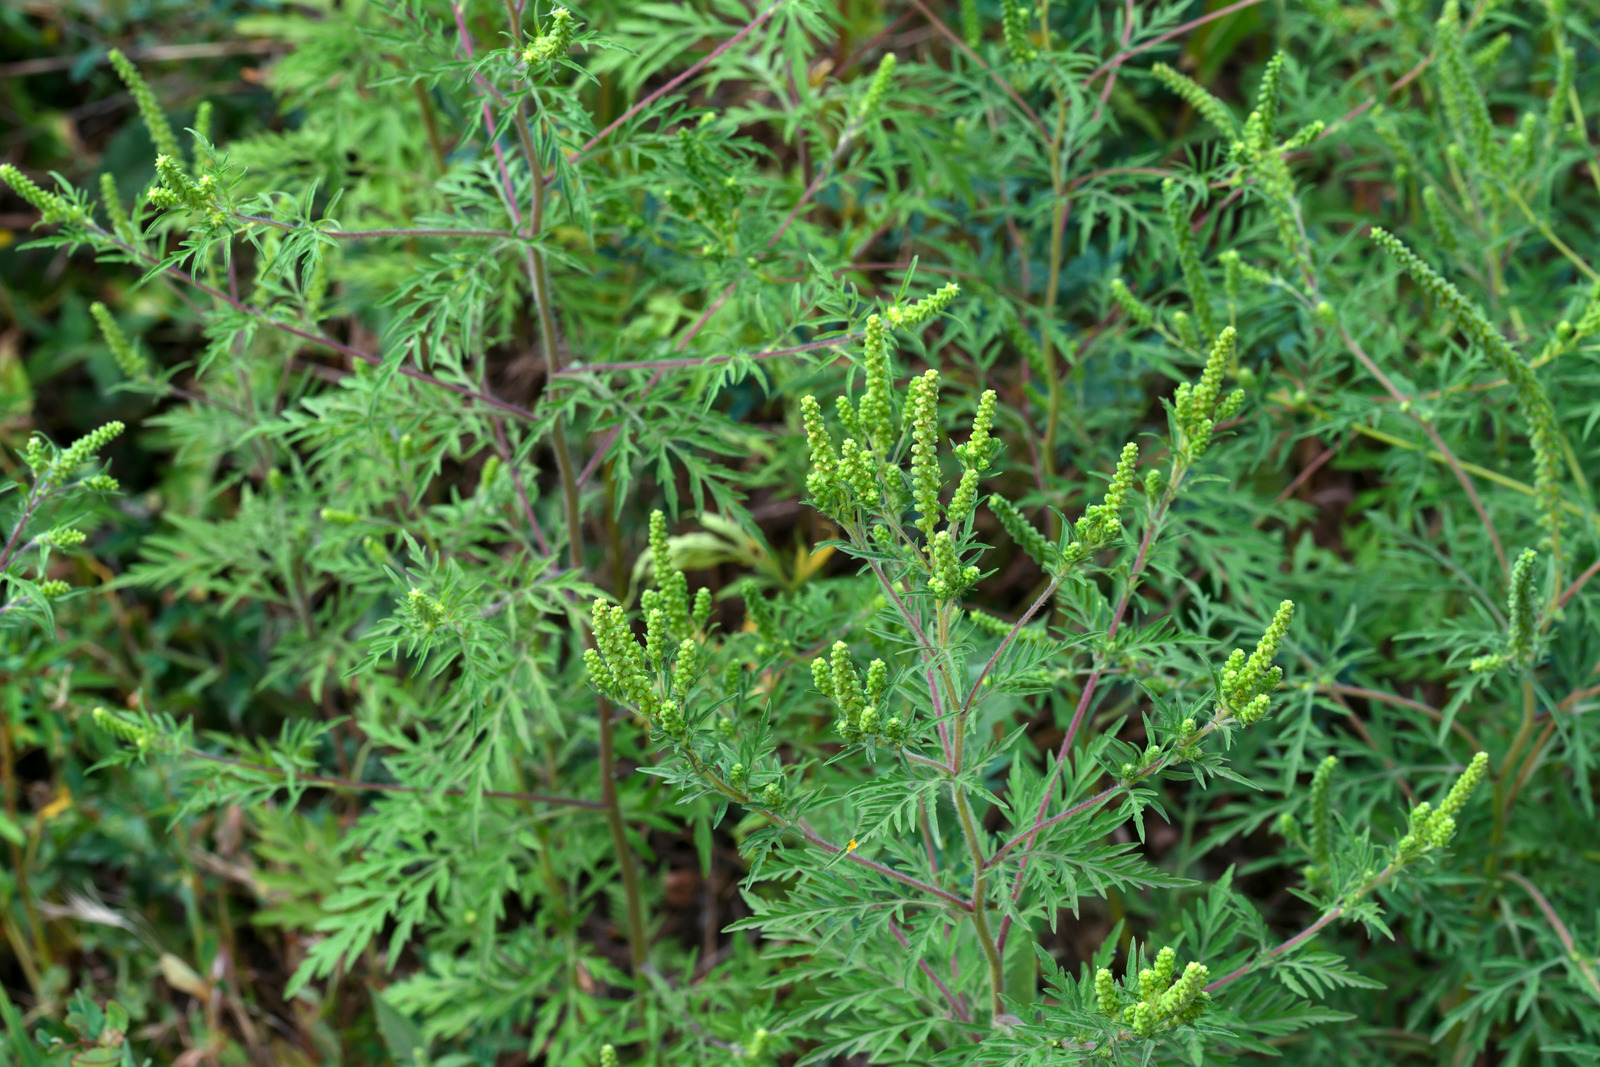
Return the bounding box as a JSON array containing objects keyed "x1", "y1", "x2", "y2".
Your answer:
[{"x1": 4, "y1": 0, "x2": 1600, "y2": 1064}]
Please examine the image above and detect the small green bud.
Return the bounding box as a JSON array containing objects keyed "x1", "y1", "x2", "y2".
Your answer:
[
  {"x1": 407, "y1": 589, "x2": 447, "y2": 632},
  {"x1": 1143, "y1": 467, "x2": 1162, "y2": 499},
  {"x1": 762, "y1": 782, "x2": 784, "y2": 809},
  {"x1": 744, "y1": 1028, "x2": 770, "y2": 1060},
  {"x1": 1172, "y1": 309, "x2": 1199, "y2": 350}
]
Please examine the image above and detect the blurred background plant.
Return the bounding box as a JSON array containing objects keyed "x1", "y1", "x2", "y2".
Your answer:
[{"x1": 2, "y1": 0, "x2": 1599, "y2": 1064}]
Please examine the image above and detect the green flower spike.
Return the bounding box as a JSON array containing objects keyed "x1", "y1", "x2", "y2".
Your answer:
[
  {"x1": 1000, "y1": 0, "x2": 1037, "y2": 63},
  {"x1": 1304, "y1": 755, "x2": 1338, "y2": 886},
  {"x1": 648, "y1": 510, "x2": 690, "y2": 640},
  {"x1": 92, "y1": 303, "x2": 150, "y2": 381},
  {"x1": 1370, "y1": 229, "x2": 1561, "y2": 548},
  {"x1": 990, "y1": 494, "x2": 1055, "y2": 569},
  {"x1": 857, "y1": 53, "x2": 897, "y2": 123},
  {"x1": 1164, "y1": 180, "x2": 1215, "y2": 340},
  {"x1": 1109, "y1": 277, "x2": 1154, "y2": 328},
  {"x1": 670, "y1": 639, "x2": 698, "y2": 699},
  {"x1": 858, "y1": 314, "x2": 895, "y2": 449},
  {"x1": 1, "y1": 164, "x2": 86, "y2": 226},
  {"x1": 1064, "y1": 441, "x2": 1138, "y2": 560},
  {"x1": 829, "y1": 641, "x2": 866, "y2": 726},
  {"x1": 1095, "y1": 967, "x2": 1121, "y2": 1020},
  {"x1": 1173, "y1": 327, "x2": 1238, "y2": 457},
  {"x1": 46, "y1": 422, "x2": 126, "y2": 486},
  {"x1": 524, "y1": 8, "x2": 576, "y2": 65},
  {"x1": 928, "y1": 529, "x2": 977, "y2": 601},
  {"x1": 886, "y1": 282, "x2": 960, "y2": 330},
  {"x1": 39, "y1": 527, "x2": 86, "y2": 548},
  {"x1": 108, "y1": 49, "x2": 180, "y2": 163},
  {"x1": 802, "y1": 395, "x2": 845, "y2": 517},
  {"x1": 99, "y1": 173, "x2": 132, "y2": 238},
  {"x1": 907, "y1": 369, "x2": 943, "y2": 537}
]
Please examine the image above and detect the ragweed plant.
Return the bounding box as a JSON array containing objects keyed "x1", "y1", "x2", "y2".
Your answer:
[{"x1": 3, "y1": 0, "x2": 1600, "y2": 1064}]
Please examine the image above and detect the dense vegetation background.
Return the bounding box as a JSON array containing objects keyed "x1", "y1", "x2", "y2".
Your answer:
[{"x1": 2, "y1": 0, "x2": 1599, "y2": 1064}]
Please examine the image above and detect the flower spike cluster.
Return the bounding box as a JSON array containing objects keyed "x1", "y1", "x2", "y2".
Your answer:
[
  {"x1": 799, "y1": 285, "x2": 968, "y2": 536},
  {"x1": 586, "y1": 513, "x2": 710, "y2": 739},
  {"x1": 1172, "y1": 327, "x2": 1244, "y2": 458},
  {"x1": 1216, "y1": 599, "x2": 1294, "y2": 725},
  {"x1": 1150, "y1": 64, "x2": 1237, "y2": 136},
  {"x1": 25, "y1": 421, "x2": 126, "y2": 490},
  {"x1": 927, "y1": 530, "x2": 978, "y2": 601},
  {"x1": 1395, "y1": 752, "x2": 1489, "y2": 861},
  {"x1": 147, "y1": 154, "x2": 227, "y2": 226},
  {"x1": 1303, "y1": 754, "x2": 1339, "y2": 889},
  {"x1": 1095, "y1": 946, "x2": 1210, "y2": 1036},
  {"x1": 813, "y1": 642, "x2": 903, "y2": 744},
  {"x1": 1432, "y1": 2, "x2": 1498, "y2": 172}
]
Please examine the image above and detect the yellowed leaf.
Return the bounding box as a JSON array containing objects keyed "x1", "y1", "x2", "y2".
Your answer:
[
  {"x1": 39, "y1": 784, "x2": 72, "y2": 821},
  {"x1": 793, "y1": 543, "x2": 836, "y2": 584},
  {"x1": 159, "y1": 953, "x2": 209, "y2": 998}
]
